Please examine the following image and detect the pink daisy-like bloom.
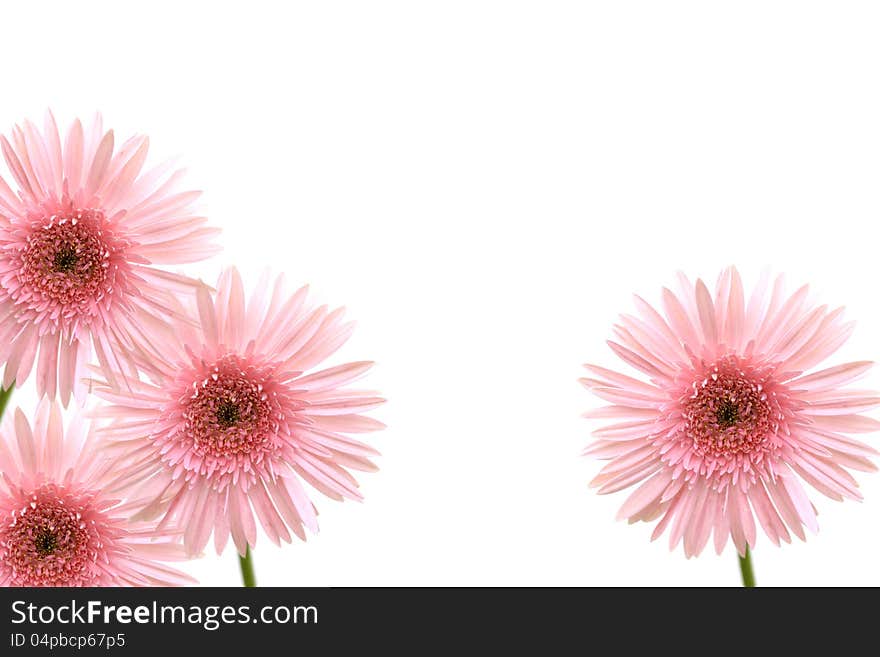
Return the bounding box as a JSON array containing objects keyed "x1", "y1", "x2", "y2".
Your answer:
[
  {"x1": 0, "y1": 112, "x2": 220, "y2": 405},
  {"x1": 93, "y1": 267, "x2": 384, "y2": 556},
  {"x1": 0, "y1": 400, "x2": 193, "y2": 586},
  {"x1": 582, "y1": 267, "x2": 880, "y2": 558}
]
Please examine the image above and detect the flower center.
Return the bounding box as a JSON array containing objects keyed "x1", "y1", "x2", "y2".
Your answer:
[
  {"x1": 0, "y1": 484, "x2": 102, "y2": 586},
  {"x1": 33, "y1": 527, "x2": 59, "y2": 556},
  {"x1": 682, "y1": 356, "x2": 774, "y2": 458},
  {"x1": 182, "y1": 355, "x2": 274, "y2": 460},
  {"x1": 156, "y1": 353, "x2": 299, "y2": 488},
  {"x1": 52, "y1": 245, "x2": 79, "y2": 273},
  {"x1": 19, "y1": 210, "x2": 110, "y2": 307},
  {"x1": 715, "y1": 399, "x2": 740, "y2": 428},
  {"x1": 216, "y1": 400, "x2": 242, "y2": 428}
]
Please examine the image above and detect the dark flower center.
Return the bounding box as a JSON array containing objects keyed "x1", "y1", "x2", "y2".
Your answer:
[
  {"x1": 180, "y1": 354, "x2": 278, "y2": 461},
  {"x1": 1, "y1": 484, "x2": 108, "y2": 586},
  {"x1": 34, "y1": 527, "x2": 59, "y2": 557},
  {"x1": 682, "y1": 355, "x2": 776, "y2": 459},
  {"x1": 715, "y1": 400, "x2": 740, "y2": 428},
  {"x1": 19, "y1": 210, "x2": 113, "y2": 310},
  {"x1": 52, "y1": 246, "x2": 79, "y2": 273},
  {"x1": 216, "y1": 400, "x2": 241, "y2": 428}
]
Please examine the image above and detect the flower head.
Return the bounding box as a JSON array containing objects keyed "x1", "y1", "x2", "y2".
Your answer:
[
  {"x1": 93, "y1": 267, "x2": 384, "y2": 556},
  {"x1": 0, "y1": 400, "x2": 193, "y2": 586},
  {"x1": 0, "y1": 112, "x2": 220, "y2": 405},
  {"x1": 582, "y1": 267, "x2": 880, "y2": 558}
]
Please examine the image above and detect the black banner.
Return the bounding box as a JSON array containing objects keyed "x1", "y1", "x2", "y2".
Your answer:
[{"x1": 0, "y1": 586, "x2": 867, "y2": 652}]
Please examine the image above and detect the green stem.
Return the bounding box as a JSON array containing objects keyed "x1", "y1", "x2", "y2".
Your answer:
[
  {"x1": 238, "y1": 547, "x2": 257, "y2": 587},
  {"x1": 738, "y1": 546, "x2": 756, "y2": 587},
  {"x1": 0, "y1": 384, "x2": 13, "y2": 420}
]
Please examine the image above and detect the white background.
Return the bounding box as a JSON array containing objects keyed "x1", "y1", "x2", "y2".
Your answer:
[{"x1": 2, "y1": 1, "x2": 880, "y2": 586}]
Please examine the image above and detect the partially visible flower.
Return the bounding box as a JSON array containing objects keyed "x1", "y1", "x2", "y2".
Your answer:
[
  {"x1": 0, "y1": 112, "x2": 220, "y2": 405},
  {"x1": 93, "y1": 267, "x2": 384, "y2": 556},
  {"x1": 0, "y1": 400, "x2": 193, "y2": 586},
  {"x1": 582, "y1": 267, "x2": 880, "y2": 558}
]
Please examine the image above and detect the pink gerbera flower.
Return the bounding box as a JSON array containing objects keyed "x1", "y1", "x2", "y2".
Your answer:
[
  {"x1": 0, "y1": 400, "x2": 193, "y2": 586},
  {"x1": 93, "y1": 267, "x2": 384, "y2": 556},
  {"x1": 0, "y1": 112, "x2": 220, "y2": 405},
  {"x1": 582, "y1": 267, "x2": 879, "y2": 558}
]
